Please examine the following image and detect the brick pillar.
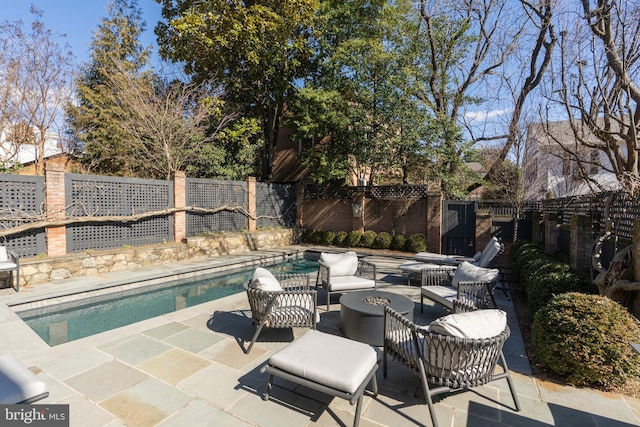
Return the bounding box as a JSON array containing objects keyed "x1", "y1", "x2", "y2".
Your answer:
[
  {"x1": 247, "y1": 177, "x2": 257, "y2": 232},
  {"x1": 45, "y1": 163, "x2": 66, "y2": 256},
  {"x1": 475, "y1": 213, "x2": 492, "y2": 254},
  {"x1": 352, "y1": 191, "x2": 365, "y2": 232},
  {"x1": 173, "y1": 171, "x2": 186, "y2": 243},
  {"x1": 426, "y1": 192, "x2": 442, "y2": 253}
]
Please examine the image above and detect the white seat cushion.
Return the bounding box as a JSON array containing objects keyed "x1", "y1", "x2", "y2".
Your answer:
[
  {"x1": 420, "y1": 285, "x2": 456, "y2": 309},
  {"x1": 414, "y1": 252, "x2": 448, "y2": 262},
  {"x1": 268, "y1": 329, "x2": 377, "y2": 394},
  {"x1": 398, "y1": 261, "x2": 443, "y2": 274},
  {"x1": 320, "y1": 251, "x2": 358, "y2": 276},
  {"x1": 477, "y1": 239, "x2": 502, "y2": 268},
  {"x1": 427, "y1": 309, "x2": 507, "y2": 339},
  {"x1": 249, "y1": 267, "x2": 282, "y2": 292},
  {"x1": 0, "y1": 355, "x2": 47, "y2": 404},
  {"x1": 328, "y1": 276, "x2": 375, "y2": 292},
  {"x1": 0, "y1": 246, "x2": 8, "y2": 263},
  {"x1": 0, "y1": 261, "x2": 18, "y2": 271},
  {"x1": 451, "y1": 262, "x2": 499, "y2": 288}
]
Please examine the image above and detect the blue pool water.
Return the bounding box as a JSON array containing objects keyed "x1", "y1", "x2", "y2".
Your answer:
[{"x1": 19, "y1": 259, "x2": 318, "y2": 346}]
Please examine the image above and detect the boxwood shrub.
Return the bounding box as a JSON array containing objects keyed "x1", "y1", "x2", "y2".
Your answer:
[
  {"x1": 390, "y1": 233, "x2": 407, "y2": 251},
  {"x1": 321, "y1": 230, "x2": 337, "y2": 246},
  {"x1": 360, "y1": 230, "x2": 377, "y2": 247},
  {"x1": 373, "y1": 232, "x2": 392, "y2": 249},
  {"x1": 347, "y1": 230, "x2": 363, "y2": 247},
  {"x1": 404, "y1": 233, "x2": 427, "y2": 253},
  {"x1": 532, "y1": 292, "x2": 640, "y2": 389},
  {"x1": 334, "y1": 231, "x2": 348, "y2": 247}
]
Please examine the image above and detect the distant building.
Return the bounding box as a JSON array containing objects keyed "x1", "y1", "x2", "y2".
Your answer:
[
  {"x1": 522, "y1": 120, "x2": 621, "y2": 200},
  {"x1": 0, "y1": 123, "x2": 77, "y2": 174}
]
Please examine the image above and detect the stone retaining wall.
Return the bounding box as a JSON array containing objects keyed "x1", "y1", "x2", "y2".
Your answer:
[{"x1": 6, "y1": 229, "x2": 299, "y2": 289}]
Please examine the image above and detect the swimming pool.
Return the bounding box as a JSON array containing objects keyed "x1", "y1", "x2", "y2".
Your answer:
[{"x1": 18, "y1": 259, "x2": 319, "y2": 346}]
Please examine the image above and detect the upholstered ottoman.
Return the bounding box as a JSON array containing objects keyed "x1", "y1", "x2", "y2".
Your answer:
[{"x1": 261, "y1": 329, "x2": 378, "y2": 427}]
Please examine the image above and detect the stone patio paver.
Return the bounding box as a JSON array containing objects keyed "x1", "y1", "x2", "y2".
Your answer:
[{"x1": 1, "y1": 247, "x2": 640, "y2": 427}]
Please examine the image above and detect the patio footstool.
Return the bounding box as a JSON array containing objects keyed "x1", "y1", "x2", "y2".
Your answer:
[{"x1": 261, "y1": 329, "x2": 378, "y2": 427}]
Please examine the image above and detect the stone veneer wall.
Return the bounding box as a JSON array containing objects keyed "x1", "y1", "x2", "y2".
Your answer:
[{"x1": 13, "y1": 229, "x2": 299, "y2": 288}]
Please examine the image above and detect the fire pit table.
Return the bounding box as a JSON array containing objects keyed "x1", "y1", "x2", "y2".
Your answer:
[{"x1": 340, "y1": 290, "x2": 414, "y2": 346}]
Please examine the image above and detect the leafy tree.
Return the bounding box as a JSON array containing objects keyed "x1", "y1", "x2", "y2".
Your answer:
[
  {"x1": 67, "y1": 0, "x2": 152, "y2": 177},
  {"x1": 156, "y1": 0, "x2": 318, "y2": 181},
  {"x1": 294, "y1": 0, "x2": 431, "y2": 185},
  {"x1": 0, "y1": 7, "x2": 75, "y2": 175}
]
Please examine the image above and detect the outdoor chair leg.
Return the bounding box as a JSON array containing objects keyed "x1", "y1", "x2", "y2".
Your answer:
[
  {"x1": 263, "y1": 374, "x2": 274, "y2": 401},
  {"x1": 246, "y1": 320, "x2": 267, "y2": 354},
  {"x1": 499, "y1": 353, "x2": 521, "y2": 411}
]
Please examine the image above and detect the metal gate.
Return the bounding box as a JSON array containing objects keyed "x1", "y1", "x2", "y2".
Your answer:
[{"x1": 442, "y1": 201, "x2": 476, "y2": 256}]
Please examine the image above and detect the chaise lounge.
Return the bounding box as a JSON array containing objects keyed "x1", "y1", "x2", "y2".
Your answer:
[{"x1": 398, "y1": 236, "x2": 503, "y2": 285}]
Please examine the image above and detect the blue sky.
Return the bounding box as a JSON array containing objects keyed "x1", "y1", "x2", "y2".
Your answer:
[{"x1": 3, "y1": 0, "x2": 163, "y2": 66}]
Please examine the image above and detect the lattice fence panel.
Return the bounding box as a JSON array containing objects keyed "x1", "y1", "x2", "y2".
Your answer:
[
  {"x1": 186, "y1": 179, "x2": 248, "y2": 236},
  {"x1": 256, "y1": 183, "x2": 296, "y2": 228},
  {"x1": 0, "y1": 174, "x2": 46, "y2": 257},
  {"x1": 66, "y1": 174, "x2": 173, "y2": 252}
]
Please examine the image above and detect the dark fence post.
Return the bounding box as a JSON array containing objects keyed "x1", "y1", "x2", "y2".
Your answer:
[
  {"x1": 426, "y1": 192, "x2": 442, "y2": 253},
  {"x1": 45, "y1": 163, "x2": 67, "y2": 256}
]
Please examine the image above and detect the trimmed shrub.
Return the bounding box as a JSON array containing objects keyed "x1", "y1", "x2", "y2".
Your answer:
[
  {"x1": 526, "y1": 263, "x2": 589, "y2": 313},
  {"x1": 347, "y1": 230, "x2": 363, "y2": 247},
  {"x1": 404, "y1": 233, "x2": 427, "y2": 253},
  {"x1": 390, "y1": 233, "x2": 407, "y2": 251},
  {"x1": 360, "y1": 230, "x2": 377, "y2": 248},
  {"x1": 334, "y1": 231, "x2": 348, "y2": 247},
  {"x1": 321, "y1": 230, "x2": 337, "y2": 246},
  {"x1": 532, "y1": 292, "x2": 640, "y2": 389},
  {"x1": 373, "y1": 232, "x2": 392, "y2": 249},
  {"x1": 309, "y1": 230, "x2": 324, "y2": 244},
  {"x1": 302, "y1": 229, "x2": 315, "y2": 243}
]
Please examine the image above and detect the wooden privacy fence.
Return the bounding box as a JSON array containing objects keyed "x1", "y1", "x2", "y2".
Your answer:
[{"x1": 0, "y1": 164, "x2": 296, "y2": 258}]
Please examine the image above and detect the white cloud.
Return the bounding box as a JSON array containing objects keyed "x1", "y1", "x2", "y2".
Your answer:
[{"x1": 464, "y1": 107, "x2": 513, "y2": 123}]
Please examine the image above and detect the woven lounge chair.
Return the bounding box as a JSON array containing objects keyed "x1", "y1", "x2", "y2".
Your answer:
[
  {"x1": 0, "y1": 246, "x2": 19, "y2": 291},
  {"x1": 244, "y1": 268, "x2": 317, "y2": 354},
  {"x1": 316, "y1": 251, "x2": 376, "y2": 311},
  {"x1": 420, "y1": 261, "x2": 500, "y2": 312},
  {"x1": 383, "y1": 306, "x2": 520, "y2": 427}
]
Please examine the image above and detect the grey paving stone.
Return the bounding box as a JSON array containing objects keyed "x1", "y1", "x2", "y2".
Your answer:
[
  {"x1": 102, "y1": 335, "x2": 172, "y2": 366},
  {"x1": 65, "y1": 360, "x2": 148, "y2": 403}
]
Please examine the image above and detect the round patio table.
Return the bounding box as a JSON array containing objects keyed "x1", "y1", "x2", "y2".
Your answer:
[{"x1": 340, "y1": 290, "x2": 414, "y2": 346}]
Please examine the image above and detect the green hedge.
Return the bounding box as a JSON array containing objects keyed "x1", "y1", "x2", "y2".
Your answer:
[{"x1": 532, "y1": 292, "x2": 640, "y2": 389}]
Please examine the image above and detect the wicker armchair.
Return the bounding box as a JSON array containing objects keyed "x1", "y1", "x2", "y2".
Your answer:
[
  {"x1": 316, "y1": 252, "x2": 376, "y2": 311},
  {"x1": 383, "y1": 306, "x2": 521, "y2": 427},
  {"x1": 244, "y1": 273, "x2": 317, "y2": 354}
]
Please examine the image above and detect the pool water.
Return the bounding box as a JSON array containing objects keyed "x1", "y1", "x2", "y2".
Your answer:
[{"x1": 19, "y1": 259, "x2": 318, "y2": 346}]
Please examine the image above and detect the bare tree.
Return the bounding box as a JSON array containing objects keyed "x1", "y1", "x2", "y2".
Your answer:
[
  {"x1": 484, "y1": 0, "x2": 557, "y2": 184},
  {"x1": 548, "y1": 0, "x2": 640, "y2": 195},
  {"x1": 107, "y1": 70, "x2": 239, "y2": 180},
  {"x1": 0, "y1": 7, "x2": 74, "y2": 174}
]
